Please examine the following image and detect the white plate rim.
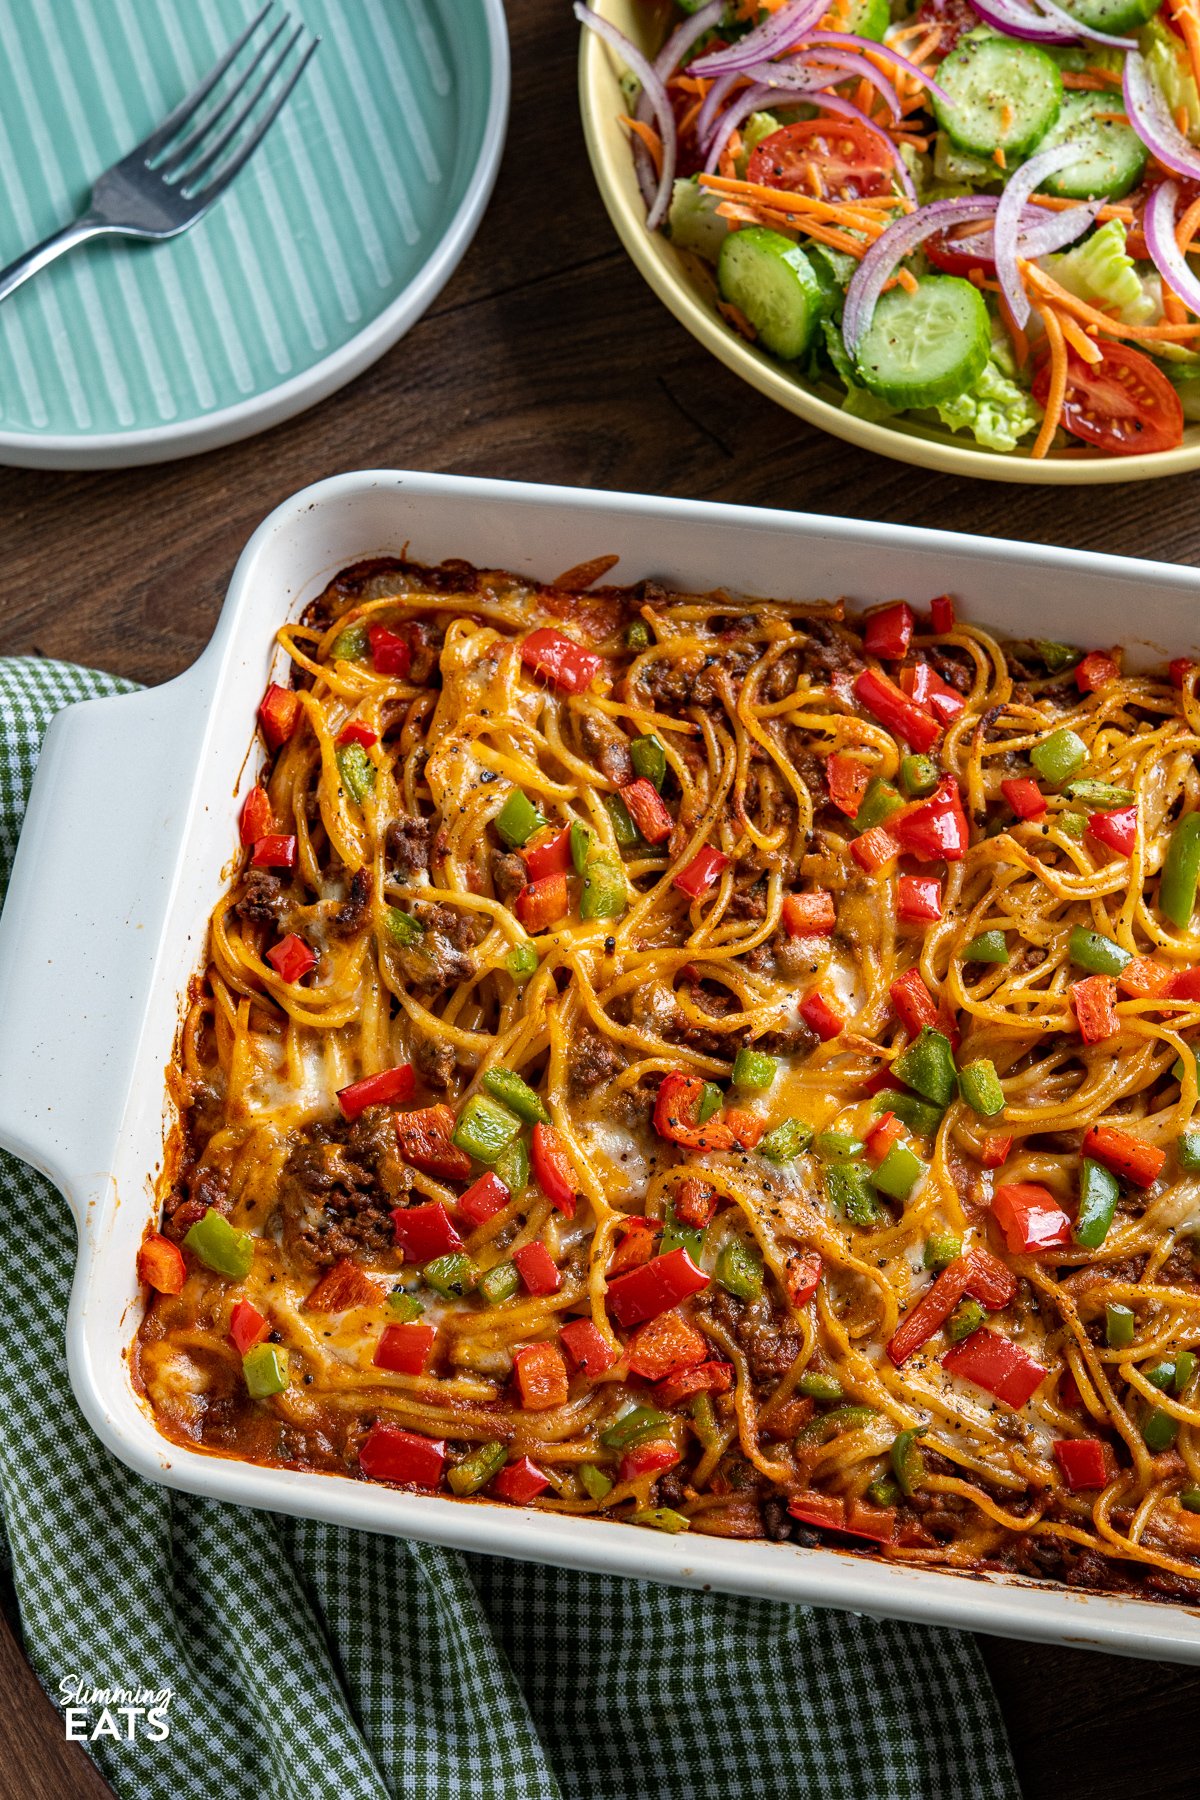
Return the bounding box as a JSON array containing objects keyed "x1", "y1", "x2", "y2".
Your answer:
[{"x1": 0, "y1": 0, "x2": 510, "y2": 471}]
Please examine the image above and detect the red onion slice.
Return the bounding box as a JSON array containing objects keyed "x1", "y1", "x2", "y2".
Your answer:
[
  {"x1": 993, "y1": 141, "x2": 1079, "y2": 330},
  {"x1": 653, "y1": 0, "x2": 728, "y2": 78},
  {"x1": 805, "y1": 30, "x2": 952, "y2": 106},
  {"x1": 966, "y1": 0, "x2": 1075, "y2": 42},
  {"x1": 696, "y1": 66, "x2": 744, "y2": 152},
  {"x1": 1124, "y1": 52, "x2": 1200, "y2": 185},
  {"x1": 1144, "y1": 178, "x2": 1200, "y2": 318},
  {"x1": 945, "y1": 199, "x2": 1100, "y2": 262},
  {"x1": 843, "y1": 196, "x2": 999, "y2": 351},
  {"x1": 575, "y1": 2, "x2": 677, "y2": 230},
  {"x1": 743, "y1": 50, "x2": 902, "y2": 121},
  {"x1": 691, "y1": 0, "x2": 828, "y2": 74},
  {"x1": 703, "y1": 80, "x2": 786, "y2": 173}
]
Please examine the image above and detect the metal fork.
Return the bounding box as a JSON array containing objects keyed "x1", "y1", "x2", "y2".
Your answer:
[{"x1": 0, "y1": 3, "x2": 319, "y2": 305}]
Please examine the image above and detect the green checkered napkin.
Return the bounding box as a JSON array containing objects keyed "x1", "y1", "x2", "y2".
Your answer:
[{"x1": 0, "y1": 656, "x2": 1019, "y2": 1800}]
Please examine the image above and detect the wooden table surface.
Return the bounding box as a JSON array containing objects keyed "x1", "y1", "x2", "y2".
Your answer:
[{"x1": 2, "y1": 1, "x2": 1200, "y2": 1793}]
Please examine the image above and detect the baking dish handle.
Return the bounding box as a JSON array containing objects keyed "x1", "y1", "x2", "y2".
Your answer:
[{"x1": 0, "y1": 673, "x2": 209, "y2": 1219}]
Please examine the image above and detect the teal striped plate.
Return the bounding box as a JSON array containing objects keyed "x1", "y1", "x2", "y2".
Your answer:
[{"x1": 0, "y1": 0, "x2": 508, "y2": 467}]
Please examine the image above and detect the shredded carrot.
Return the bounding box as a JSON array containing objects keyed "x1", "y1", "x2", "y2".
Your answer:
[
  {"x1": 717, "y1": 297, "x2": 757, "y2": 340},
  {"x1": 888, "y1": 19, "x2": 943, "y2": 44},
  {"x1": 854, "y1": 77, "x2": 873, "y2": 113},
  {"x1": 997, "y1": 291, "x2": 1029, "y2": 370},
  {"x1": 1058, "y1": 313, "x2": 1103, "y2": 363},
  {"x1": 1000, "y1": 102, "x2": 1014, "y2": 134},
  {"x1": 1031, "y1": 304, "x2": 1069, "y2": 460},
  {"x1": 1178, "y1": 104, "x2": 1192, "y2": 137},
  {"x1": 1026, "y1": 263, "x2": 1200, "y2": 338},
  {"x1": 701, "y1": 174, "x2": 903, "y2": 232},
  {"x1": 620, "y1": 116, "x2": 664, "y2": 179},
  {"x1": 993, "y1": 147, "x2": 1007, "y2": 170},
  {"x1": 1095, "y1": 112, "x2": 1131, "y2": 126},
  {"x1": 1063, "y1": 68, "x2": 1123, "y2": 89},
  {"x1": 715, "y1": 201, "x2": 874, "y2": 257},
  {"x1": 719, "y1": 129, "x2": 743, "y2": 181},
  {"x1": 1178, "y1": 194, "x2": 1200, "y2": 255},
  {"x1": 668, "y1": 76, "x2": 712, "y2": 97},
  {"x1": 1172, "y1": 0, "x2": 1200, "y2": 108},
  {"x1": 1028, "y1": 195, "x2": 1134, "y2": 222},
  {"x1": 677, "y1": 97, "x2": 706, "y2": 139},
  {"x1": 897, "y1": 267, "x2": 919, "y2": 294}
]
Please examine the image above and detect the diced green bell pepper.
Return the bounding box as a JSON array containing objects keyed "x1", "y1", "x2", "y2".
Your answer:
[
  {"x1": 580, "y1": 852, "x2": 627, "y2": 920},
  {"x1": 962, "y1": 930, "x2": 1009, "y2": 965},
  {"x1": 948, "y1": 1299, "x2": 985, "y2": 1344},
  {"x1": 894, "y1": 1027, "x2": 958, "y2": 1108},
  {"x1": 1106, "y1": 1303, "x2": 1135, "y2": 1349},
  {"x1": 631, "y1": 734, "x2": 667, "y2": 790},
  {"x1": 494, "y1": 1135, "x2": 529, "y2": 1197},
  {"x1": 1173, "y1": 1049, "x2": 1200, "y2": 1086},
  {"x1": 423, "y1": 1253, "x2": 475, "y2": 1299},
  {"x1": 601, "y1": 1406, "x2": 671, "y2": 1450},
  {"x1": 659, "y1": 1202, "x2": 705, "y2": 1262},
  {"x1": 732, "y1": 1046, "x2": 777, "y2": 1090},
  {"x1": 691, "y1": 1392, "x2": 719, "y2": 1450},
  {"x1": 1031, "y1": 728, "x2": 1088, "y2": 786},
  {"x1": 1074, "y1": 1159, "x2": 1120, "y2": 1250},
  {"x1": 631, "y1": 1507, "x2": 690, "y2": 1533},
  {"x1": 386, "y1": 1289, "x2": 425, "y2": 1321},
  {"x1": 1178, "y1": 1130, "x2": 1200, "y2": 1173},
  {"x1": 854, "y1": 777, "x2": 905, "y2": 835},
  {"x1": 184, "y1": 1208, "x2": 254, "y2": 1280},
  {"x1": 797, "y1": 1371, "x2": 844, "y2": 1402},
  {"x1": 336, "y1": 743, "x2": 375, "y2": 805},
  {"x1": 1181, "y1": 1486, "x2": 1200, "y2": 1513},
  {"x1": 1161, "y1": 815, "x2": 1200, "y2": 929},
  {"x1": 1058, "y1": 813, "x2": 1088, "y2": 840},
  {"x1": 716, "y1": 1238, "x2": 763, "y2": 1301},
  {"x1": 760, "y1": 1118, "x2": 813, "y2": 1162},
  {"x1": 448, "y1": 1441, "x2": 508, "y2": 1495},
  {"x1": 879, "y1": 1091, "x2": 945, "y2": 1139},
  {"x1": 891, "y1": 1426, "x2": 926, "y2": 1497},
  {"x1": 814, "y1": 1131, "x2": 863, "y2": 1161},
  {"x1": 477, "y1": 1261, "x2": 519, "y2": 1306},
  {"x1": 1147, "y1": 1360, "x2": 1176, "y2": 1391},
  {"x1": 1033, "y1": 639, "x2": 1080, "y2": 673},
  {"x1": 570, "y1": 820, "x2": 592, "y2": 874},
  {"x1": 867, "y1": 1476, "x2": 900, "y2": 1506},
  {"x1": 899, "y1": 754, "x2": 940, "y2": 799},
  {"x1": 826, "y1": 1162, "x2": 883, "y2": 1226},
  {"x1": 243, "y1": 1342, "x2": 289, "y2": 1399},
  {"x1": 331, "y1": 622, "x2": 368, "y2": 660},
  {"x1": 603, "y1": 792, "x2": 639, "y2": 849},
  {"x1": 483, "y1": 1067, "x2": 550, "y2": 1125},
  {"x1": 625, "y1": 619, "x2": 651, "y2": 651},
  {"x1": 872, "y1": 1143, "x2": 926, "y2": 1201},
  {"x1": 1068, "y1": 926, "x2": 1132, "y2": 976},
  {"x1": 385, "y1": 907, "x2": 424, "y2": 948},
  {"x1": 1176, "y1": 1351, "x2": 1197, "y2": 1394},
  {"x1": 495, "y1": 789, "x2": 546, "y2": 848},
  {"x1": 924, "y1": 1231, "x2": 962, "y2": 1272},
  {"x1": 1142, "y1": 1406, "x2": 1179, "y2": 1452},
  {"x1": 697, "y1": 1082, "x2": 724, "y2": 1124},
  {"x1": 1064, "y1": 779, "x2": 1134, "y2": 811},
  {"x1": 580, "y1": 1464, "x2": 614, "y2": 1499},
  {"x1": 796, "y1": 1405, "x2": 875, "y2": 1446},
  {"x1": 958, "y1": 1059, "x2": 1005, "y2": 1118},
  {"x1": 452, "y1": 1094, "x2": 522, "y2": 1164}
]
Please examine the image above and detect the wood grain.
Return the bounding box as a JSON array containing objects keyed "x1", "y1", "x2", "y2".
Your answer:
[{"x1": 1, "y1": 0, "x2": 1199, "y2": 1791}]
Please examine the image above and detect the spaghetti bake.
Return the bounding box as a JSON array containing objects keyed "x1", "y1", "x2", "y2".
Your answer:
[{"x1": 136, "y1": 555, "x2": 1200, "y2": 1597}]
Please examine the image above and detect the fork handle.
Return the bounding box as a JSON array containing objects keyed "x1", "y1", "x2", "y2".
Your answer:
[{"x1": 0, "y1": 215, "x2": 109, "y2": 305}]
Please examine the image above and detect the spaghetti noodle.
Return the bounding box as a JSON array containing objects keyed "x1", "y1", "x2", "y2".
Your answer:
[{"x1": 135, "y1": 556, "x2": 1200, "y2": 1597}]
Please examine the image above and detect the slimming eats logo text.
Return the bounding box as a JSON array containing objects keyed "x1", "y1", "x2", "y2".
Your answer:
[{"x1": 59, "y1": 1676, "x2": 173, "y2": 1742}]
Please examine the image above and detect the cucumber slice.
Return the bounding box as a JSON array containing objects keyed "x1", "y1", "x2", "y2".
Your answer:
[
  {"x1": 845, "y1": 0, "x2": 890, "y2": 39},
  {"x1": 668, "y1": 176, "x2": 729, "y2": 263},
  {"x1": 1037, "y1": 91, "x2": 1148, "y2": 199},
  {"x1": 854, "y1": 276, "x2": 990, "y2": 408},
  {"x1": 933, "y1": 35, "x2": 1063, "y2": 159},
  {"x1": 1056, "y1": 0, "x2": 1160, "y2": 30},
  {"x1": 717, "y1": 227, "x2": 828, "y2": 360}
]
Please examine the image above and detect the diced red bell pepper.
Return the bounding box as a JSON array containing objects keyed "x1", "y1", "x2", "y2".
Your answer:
[
  {"x1": 368, "y1": 624, "x2": 412, "y2": 676},
  {"x1": 239, "y1": 785, "x2": 274, "y2": 845},
  {"x1": 374, "y1": 1321, "x2": 437, "y2": 1375},
  {"x1": 1087, "y1": 805, "x2": 1137, "y2": 858},
  {"x1": 843, "y1": 1499, "x2": 897, "y2": 1544},
  {"x1": 458, "y1": 1171, "x2": 511, "y2": 1227},
  {"x1": 900, "y1": 661, "x2": 966, "y2": 725},
  {"x1": 943, "y1": 1329, "x2": 1047, "y2": 1408},
  {"x1": 531, "y1": 1121, "x2": 578, "y2": 1218},
  {"x1": 621, "y1": 778, "x2": 673, "y2": 845},
  {"x1": 394, "y1": 1105, "x2": 473, "y2": 1180},
  {"x1": 653, "y1": 1073, "x2": 735, "y2": 1151},
  {"x1": 930, "y1": 594, "x2": 956, "y2": 633},
  {"x1": 1119, "y1": 956, "x2": 1175, "y2": 998},
  {"x1": 1076, "y1": 651, "x2": 1119, "y2": 694},
  {"x1": 627, "y1": 1308, "x2": 707, "y2": 1382},
  {"x1": 1081, "y1": 1125, "x2": 1165, "y2": 1187},
  {"x1": 992, "y1": 1182, "x2": 1072, "y2": 1254},
  {"x1": 259, "y1": 682, "x2": 301, "y2": 749},
  {"x1": 655, "y1": 1360, "x2": 733, "y2": 1406},
  {"x1": 606, "y1": 1247, "x2": 710, "y2": 1327},
  {"x1": 865, "y1": 1112, "x2": 906, "y2": 1163},
  {"x1": 1053, "y1": 1437, "x2": 1110, "y2": 1492},
  {"x1": 337, "y1": 720, "x2": 378, "y2": 750},
  {"x1": 229, "y1": 1299, "x2": 270, "y2": 1356},
  {"x1": 391, "y1": 1200, "x2": 465, "y2": 1262},
  {"x1": 784, "y1": 1250, "x2": 823, "y2": 1307},
  {"x1": 980, "y1": 1132, "x2": 1013, "y2": 1171},
  {"x1": 137, "y1": 1231, "x2": 186, "y2": 1295},
  {"x1": 1170, "y1": 967, "x2": 1200, "y2": 1001},
  {"x1": 782, "y1": 890, "x2": 837, "y2": 936},
  {"x1": 359, "y1": 1423, "x2": 446, "y2": 1488},
  {"x1": 863, "y1": 1067, "x2": 906, "y2": 1097},
  {"x1": 850, "y1": 825, "x2": 901, "y2": 873},
  {"x1": 608, "y1": 1217, "x2": 658, "y2": 1274},
  {"x1": 619, "y1": 1439, "x2": 680, "y2": 1483},
  {"x1": 251, "y1": 833, "x2": 297, "y2": 870},
  {"x1": 863, "y1": 601, "x2": 915, "y2": 661},
  {"x1": 828, "y1": 753, "x2": 870, "y2": 819},
  {"x1": 515, "y1": 871, "x2": 569, "y2": 932},
  {"x1": 337, "y1": 1063, "x2": 415, "y2": 1122},
  {"x1": 1071, "y1": 975, "x2": 1120, "y2": 1044},
  {"x1": 725, "y1": 1107, "x2": 766, "y2": 1149},
  {"x1": 267, "y1": 934, "x2": 315, "y2": 983},
  {"x1": 895, "y1": 778, "x2": 968, "y2": 863},
  {"x1": 1170, "y1": 657, "x2": 1197, "y2": 688},
  {"x1": 520, "y1": 627, "x2": 603, "y2": 693},
  {"x1": 513, "y1": 1240, "x2": 561, "y2": 1296},
  {"x1": 673, "y1": 846, "x2": 729, "y2": 899},
  {"x1": 674, "y1": 1178, "x2": 718, "y2": 1229},
  {"x1": 1001, "y1": 778, "x2": 1046, "y2": 821},
  {"x1": 890, "y1": 967, "x2": 939, "y2": 1035},
  {"x1": 523, "y1": 825, "x2": 573, "y2": 881},
  {"x1": 560, "y1": 1317, "x2": 618, "y2": 1377},
  {"x1": 1060, "y1": 1369, "x2": 1083, "y2": 1410},
  {"x1": 800, "y1": 990, "x2": 844, "y2": 1041},
  {"x1": 492, "y1": 1455, "x2": 551, "y2": 1503},
  {"x1": 887, "y1": 1248, "x2": 1016, "y2": 1365},
  {"x1": 854, "y1": 668, "x2": 942, "y2": 752},
  {"x1": 513, "y1": 1341, "x2": 569, "y2": 1410},
  {"x1": 304, "y1": 1258, "x2": 383, "y2": 1312},
  {"x1": 897, "y1": 875, "x2": 943, "y2": 923},
  {"x1": 787, "y1": 1491, "x2": 847, "y2": 1532}
]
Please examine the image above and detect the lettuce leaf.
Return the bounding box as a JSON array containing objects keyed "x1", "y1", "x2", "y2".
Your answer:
[
  {"x1": 933, "y1": 358, "x2": 1042, "y2": 453},
  {"x1": 1041, "y1": 218, "x2": 1157, "y2": 326},
  {"x1": 819, "y1": 318, "x2": 896, "y2": 421},
  {"x1": 1142, "y1": 17, "x2": 1200, "y2": 138}
]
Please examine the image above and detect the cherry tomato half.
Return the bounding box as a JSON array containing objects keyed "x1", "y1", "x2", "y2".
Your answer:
[
  {"x1": 925, "y1": 225, "x2": 996, "y2": 277},
  {"x1": 1031, "y1": 341, "x2": 1184, "y2": 456},
  {"x1": 745, "y1": 120, "x2": 893, "y2": 204}
]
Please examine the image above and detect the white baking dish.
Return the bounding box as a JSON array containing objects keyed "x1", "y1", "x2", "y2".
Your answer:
[{"x1": 3, "y1": 470, "x2": 1200, "y2": 1661}]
